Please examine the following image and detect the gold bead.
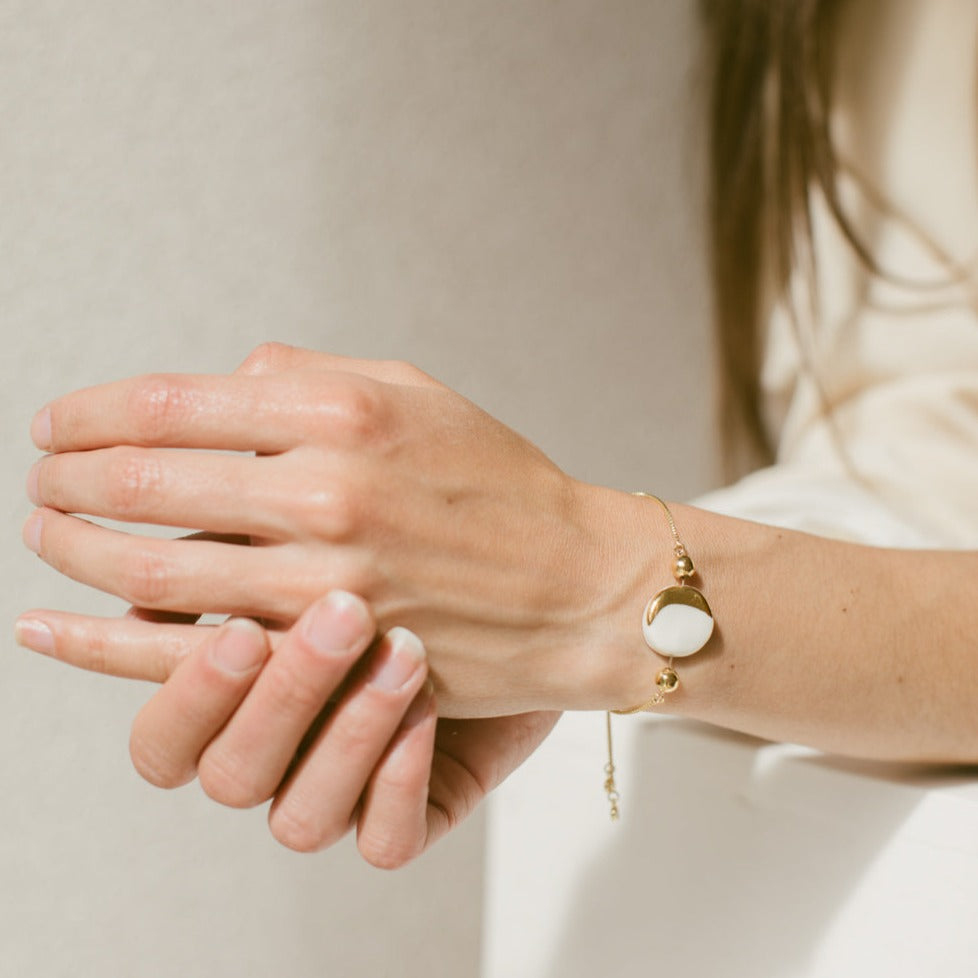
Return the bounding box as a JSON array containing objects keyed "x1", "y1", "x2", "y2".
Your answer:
[
  {"x1": 656, "y1": 667, "x2": 680, "y2": 693},
  {"x1": 673, "y1": 554, "x2": 695, "y2": 580}
]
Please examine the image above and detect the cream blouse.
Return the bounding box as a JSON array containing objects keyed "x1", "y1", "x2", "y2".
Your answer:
[
  {"x1": 486, "y1": 7, "x2": 978, "y2": 977},
  {"x1": 696, "y1": 0, "x2": 978, "y2": 548}
]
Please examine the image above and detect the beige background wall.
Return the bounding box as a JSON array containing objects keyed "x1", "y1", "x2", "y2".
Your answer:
[{"x1": 1, "y1": 3, "x2": 714, "y2": 976}]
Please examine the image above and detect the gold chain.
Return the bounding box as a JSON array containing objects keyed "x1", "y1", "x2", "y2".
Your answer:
[
  {"x1": 603, "y1": 710, "x2": 620, "y2": 822},
  {"x1": 603, "y1": 492, "x2": 713, "y2": 821},
  {"x1": 634, "y1": 491, "x2": 681, "y2": 545}
]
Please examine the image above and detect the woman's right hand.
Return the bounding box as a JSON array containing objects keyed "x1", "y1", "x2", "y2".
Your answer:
[{"x1": 14, "y1": 593, "x2": 560, "y2": 867}]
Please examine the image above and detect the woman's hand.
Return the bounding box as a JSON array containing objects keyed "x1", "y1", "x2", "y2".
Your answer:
[
  {"x1": 15, "y1": 593, "x2": 559, "y2": 865},
  {"x1": 23, "y1": 342, "x2": 650, "y2": 716}
]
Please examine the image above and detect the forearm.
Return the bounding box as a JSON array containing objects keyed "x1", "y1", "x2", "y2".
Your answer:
[
  {"x1": 24, "y1": 350, "x2": 978, "y2": 762},
  {"x1": 576, "y1": 485, "x2": 978, "y2": 763}
]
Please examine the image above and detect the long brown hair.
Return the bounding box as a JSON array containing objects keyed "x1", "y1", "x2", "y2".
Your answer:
[{"x1": 701, "y1": 0, "x2": 879, "y2": 477}]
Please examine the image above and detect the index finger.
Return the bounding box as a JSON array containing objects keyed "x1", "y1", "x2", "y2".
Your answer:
[
  {"x1": 13, "y1": 609, "x2": 284, "y2": 682},
  {"x1": 31, "y1": 373, "x2": 305, "y2": 454}
]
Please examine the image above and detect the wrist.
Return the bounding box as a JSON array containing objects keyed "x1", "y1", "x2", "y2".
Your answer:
[
  {"x1": 556, "y1": 482, "x2": 745, "y2": 716},
  {"x1": 554, "y1": 482, "x2": 677, "y2": 712}
]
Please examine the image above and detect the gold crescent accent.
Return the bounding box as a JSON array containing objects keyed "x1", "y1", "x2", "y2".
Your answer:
[{"x1": 645, "y1": 584, "x2": 712, "y2": 625}]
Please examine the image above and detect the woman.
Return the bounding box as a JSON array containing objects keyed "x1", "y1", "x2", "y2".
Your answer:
[{"x1": 15, "y1": 0, "x2": 978, "y2": 867}]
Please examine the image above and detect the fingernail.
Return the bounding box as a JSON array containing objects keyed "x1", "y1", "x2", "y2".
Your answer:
[
  {"x1": 14, "y1": 618, "x2": 55, "y2": 655},
  {"x1": 302, "y1": 591, "x2": 372, "y2": 656},
  {"x1": 31, "y1": 408, "x2": 52, "y2": 451},
  {"x1": 211, "y1": 618, "x2": 267, "y2": 674},
  {"x1": 22, "y1": 511, "x2": 43, "y2": 554},
  {"x1": 26, "y1": 461, "x2": 41, "y2": 506},
  {"x1": 368, "y1": 627, "x2": 426, "y2": 692}
]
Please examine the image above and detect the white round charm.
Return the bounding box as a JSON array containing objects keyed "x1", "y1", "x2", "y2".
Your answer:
[{"x1": 642, "y1": 585, "x2": 714, "y2": 658}]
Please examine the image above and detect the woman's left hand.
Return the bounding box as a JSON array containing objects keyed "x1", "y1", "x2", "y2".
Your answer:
[
  {"x1": 24, "y1": 343, "x2": 638, "y2": 716},
  {"x1": 15, "y1": 595, "x2": 560, "y2": 864}
]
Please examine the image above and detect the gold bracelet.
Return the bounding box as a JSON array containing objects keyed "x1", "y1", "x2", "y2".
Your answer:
[{"x1": 603, "y1": 492, "x2": 715, "y2": 821}]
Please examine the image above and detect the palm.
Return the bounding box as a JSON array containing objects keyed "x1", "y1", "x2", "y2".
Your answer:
[{"x1": 423, "y1": 711, "x2": 561, "y2": 846}]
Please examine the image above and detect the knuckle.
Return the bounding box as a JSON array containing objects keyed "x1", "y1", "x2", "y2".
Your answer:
[
  {"x1": 371, "y1": 758, "x2": 423, "y2": 797},
  {"x1": 331, "y1": 720, "x2": 378, "y2": 760},
  {"x1": 291, "y1": 480, "x2": 361, "y2": 542},
  {"x1": 120, "y1": 546, "x2": 172, "y2": 607},
  {"x1": 82, "y1": 625, "x2": 113, "y2": 676},
  {"x1": 321, "y1": 378, "x2": 387, "y2": 444},
  {"x1": 269, "y1": 805, "x2": 340, "y2": 854},
  {"x1": 384, "y1": 359, "x2": 425, "y2": 384},
  {"x1": 35, "y1": 458, "x2": 72, "y2": 512},
  {"x1": 106, "y1": 448, "x2": 165, "y2": 516},
  {"x1": 239, "y1": 341, "x2": 294, "y2": 376},
  {"x1": 126, "y1": 374, "x2": 191, "y2": 443},
  {"x1": 129, "y1": 730, "x2": 187, "y2": 789},
  {"x1": 32, "y1": 457, "x2": 53, "y2": 506},
  {"x1": 197, "y1": 750, "x2": 270, "y2": 809},
  {"x1": 262, "y1": 658, "x2": 331, "y2": 716},
  {"x1": 358, "y1": 832, "x2": 420, "y2": 871}
]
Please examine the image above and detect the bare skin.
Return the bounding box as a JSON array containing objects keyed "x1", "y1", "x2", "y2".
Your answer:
[{"x1": 15, "y1": 342, "x2": 978, "y2": 862}]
